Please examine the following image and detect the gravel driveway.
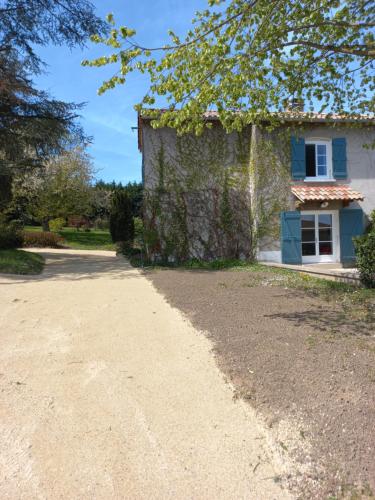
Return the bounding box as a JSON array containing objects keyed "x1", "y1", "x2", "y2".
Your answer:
[{"x1": 0, "y1": 250, "x2": 290, "y2": 499}]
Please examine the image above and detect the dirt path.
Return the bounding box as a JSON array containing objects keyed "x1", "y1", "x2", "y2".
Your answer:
[
  {"x1": 147, "y1": 268, "x2": 375, "y2": 498},
  {"x1": 0, "y1": 250, "x2": 290, "y2": 500}
]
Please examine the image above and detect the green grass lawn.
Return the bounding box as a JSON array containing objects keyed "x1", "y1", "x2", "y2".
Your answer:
[
  {"x1": 24, "y1": 225, "x2": 44, "y2": 232},
  {"x1": 0, "y1": 249, "x2": 44, "y2": 275},
  {"x1": 24, "y1": 226, "x2": 116, "y2": 251},
  {"x1": 59, "y1": 227, "x2": 115, "y2": 250}
]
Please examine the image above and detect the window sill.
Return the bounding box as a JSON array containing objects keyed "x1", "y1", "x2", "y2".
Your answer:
[{"x1": 304, "y1": 178, "x2": 336, "y2": 183}]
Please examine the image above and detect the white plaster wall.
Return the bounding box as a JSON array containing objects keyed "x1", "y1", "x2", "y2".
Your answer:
[
  {"x1": 299, "y1": 125, "x2": 375, "y2": 215},
  {"x1": 257, "y1": 250, "x2": 282, "y2": 263}
]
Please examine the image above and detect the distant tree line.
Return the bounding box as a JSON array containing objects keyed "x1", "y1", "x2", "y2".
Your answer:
[
  {"x1": 94, "y1": 180, "x2": 143, "y2": 219},
  {"x1": 8, "y1": 146, "x2": 143, "y2": 230}
]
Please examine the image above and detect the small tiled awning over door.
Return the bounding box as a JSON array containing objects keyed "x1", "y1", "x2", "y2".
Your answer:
[{"x1": 291, "y1": 185, "x2": 364, "y2": 202}]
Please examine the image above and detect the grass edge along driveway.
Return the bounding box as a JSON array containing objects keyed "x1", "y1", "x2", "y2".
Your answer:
[{"x1": 0, "y1": 249, "x2": 44, "y2": 275}]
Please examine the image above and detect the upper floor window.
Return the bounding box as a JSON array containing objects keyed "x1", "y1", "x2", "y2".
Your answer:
[
  {"x1": 305, "y1": 140, "x2": 332, "y2": 180},
  {"x1": 291, "y1": 136, "x2": 347, "y2": 181}
]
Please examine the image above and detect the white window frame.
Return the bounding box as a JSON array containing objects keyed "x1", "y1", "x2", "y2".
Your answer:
[
  {"x1": 304, "y1": 139, "x2": 334, "y2": 182},
  {"x1": 301, "y1": 210, "x2": 340, "y2": 263}
]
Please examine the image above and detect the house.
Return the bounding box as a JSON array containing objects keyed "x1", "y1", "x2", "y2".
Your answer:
[{"x1": 138, "y1": 109, "x2": 374, "y2": 265}]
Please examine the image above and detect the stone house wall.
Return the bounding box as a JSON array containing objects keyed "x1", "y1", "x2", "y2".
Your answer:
[{"x1": 141, "y1": 119, "x2": 375, "y2": 262}]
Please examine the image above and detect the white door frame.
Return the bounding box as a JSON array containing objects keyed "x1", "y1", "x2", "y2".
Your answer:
[{"x1": 301, "y1": 210, "x2": 340, "y2": 264}]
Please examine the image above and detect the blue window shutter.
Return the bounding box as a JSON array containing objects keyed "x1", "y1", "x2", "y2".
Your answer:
[
  {"x1": 291, "y1": 136, "x2": 306, "y2": 180},
  {"x1": 332, "y1": 138, "x2": 347, "y2": 179},
  {"x1": 281, "y1": 211, "x2": 302, "y2": 264},
  {"x1": 339, "y1": 208, "x2": 364, "y2": 263}
]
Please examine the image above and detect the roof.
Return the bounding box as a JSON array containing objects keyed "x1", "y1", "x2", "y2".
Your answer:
[
  {"x1": 291, "y1": 185, "x2": 364, "y2": 202},
  {"x1": 139, "y1": 109, "x2": 373, "y2": 122},
  {"x1": 137, "y1": 109, "x2": 374, "y2": 151}
]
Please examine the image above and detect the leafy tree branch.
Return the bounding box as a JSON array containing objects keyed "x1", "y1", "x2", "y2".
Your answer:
[{"x1": 84, "y1": 0, "x2": 375, "y2": 134}]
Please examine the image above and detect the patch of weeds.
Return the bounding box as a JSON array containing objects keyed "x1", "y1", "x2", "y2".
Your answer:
[
  {"x1": 259, "y1": 267, "x2": 375, "y2": 324},
  {"x1": 242, "y1": 276, "x2": 263, "y2": 287},
  {"x1": 356, "y1": 339, "x2": 375, "y2": 355},
  {"x1": 367, "y1": 368, "x2": 375, "y2": 383},
  {"x1": 323, "y1": 330, "x2": 344, "y2": 343},
  {"x1": 299, "y1": 429, "x2": 306, "y2": 440},
  {"x1": 218, "y1": 282, "x2": 228, "y2": 288},
  {"x1": 232, "y1": 387, "x2": 255, "y2": 401},
  {"x1": 337, "y1": 482, "x2": 374, "y2": 499},
  {"x1": 306, "y1": 335, "x2": 317, "y2": 349},
  {"x1": 183, "y1": 258, "x2": 262, "y2": 271}
]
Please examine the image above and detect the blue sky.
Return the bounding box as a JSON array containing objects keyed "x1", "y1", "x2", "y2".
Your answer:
[{"x1": 34, "y1": 0, "x2": 207, "y2": 183}]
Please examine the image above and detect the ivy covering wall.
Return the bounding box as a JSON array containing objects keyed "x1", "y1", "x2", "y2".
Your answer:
[{"x1": 142, "y1": 122, "x2": 291, "y2": 262}]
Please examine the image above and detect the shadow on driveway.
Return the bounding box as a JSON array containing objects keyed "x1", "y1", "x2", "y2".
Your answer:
[{"x1": 0, "y1": 249, "x2": 142, "y2": 284}]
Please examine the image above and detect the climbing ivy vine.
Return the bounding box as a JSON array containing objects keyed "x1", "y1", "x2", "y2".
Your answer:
[{"x1": 142, "y1": 123, "x2": 291, "y2": 263}]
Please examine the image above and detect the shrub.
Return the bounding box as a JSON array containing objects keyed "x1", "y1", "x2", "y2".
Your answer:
[
  {"x1": 0, "y1": 221, "x2": 23, "y2": 249},
  {"x1": 23, "y1": 231, "x2": 63, "y2": 248},
  {"x1": 134, "y1": 217, "x2": 144, "y2": 242},
  {"x1": 365, "y1": 209, "x2": 375, "y2": 234},
  {"x1": 109, "y1": 191, "x2": 135, "y2": 245},
  {"x1": 49, "y1": 217, "x2": 65, "y2": 232},
  {"x1": 354, "y1": 232, "x2": 375, "y2": 288}
]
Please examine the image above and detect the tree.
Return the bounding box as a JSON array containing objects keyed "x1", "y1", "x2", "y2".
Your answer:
[
  {"x1": 0, "y1": 52, "x2": 84, "y2": 174},
  {"x1": 0, "y1": 0, "x2": 107, "y2": 73},
  {"x1": 123, "y1": 181, "x2": 143, "y2": 218},
  {"x1": 109, "y1": 191, "x2": 135, "y2": 245},
  {"x1": 89, "y1": 186, "x2": 112, "y2": 221},
  {"x1": 84, "y1": 0, "x2": 374, "y2": 134},
  {"x1": 11, "y1": 147, "x2": 95, "y2": 230},
  {"x1": 0, "y1": 0, "x2": 107, "y2": 206},
  {"x1": 94, "y1": 180, "x2": 143, "y2": 218}
]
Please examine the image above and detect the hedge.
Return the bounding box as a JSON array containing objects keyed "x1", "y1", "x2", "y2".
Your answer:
[{"x1": 23, "y1": 231, "x2": 64, "y2": 248}]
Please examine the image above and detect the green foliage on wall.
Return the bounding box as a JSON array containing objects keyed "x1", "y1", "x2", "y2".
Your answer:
[
  {"x1": 143, "y1": 124, "x2": 291, "y2": 262},
  {"x1": 250, "y1": 127, "x2": 291, "y2": 249}
]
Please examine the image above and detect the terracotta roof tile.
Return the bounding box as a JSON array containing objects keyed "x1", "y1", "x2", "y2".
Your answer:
[
  {"x1": 139, "y1": 109, "x2": 374, "y2": 123},
  {"x1": 201, "y1": 111, "x2": 373, "y2": 122},
  {"x1": 291, "y1": 185, "x2": 364, "y2": 202},
  {"x1": 138, "y1": 109, "x2": 374, "y2": 151}
]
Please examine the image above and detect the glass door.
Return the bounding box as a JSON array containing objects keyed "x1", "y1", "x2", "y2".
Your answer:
[
  {"x1": 301, "y1": 214, "x2": 316, "y2": 258},
  {"x1": 301, "y1": 212, "x2": 336, "y2": 263},
  {"x1": 318, "y1": 214, "x2": 333, "y2": 258}
]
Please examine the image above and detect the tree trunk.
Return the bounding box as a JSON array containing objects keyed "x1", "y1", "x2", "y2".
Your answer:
[{"x1": 42, "y1": 218, "x2": 50, "y2": 232}]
